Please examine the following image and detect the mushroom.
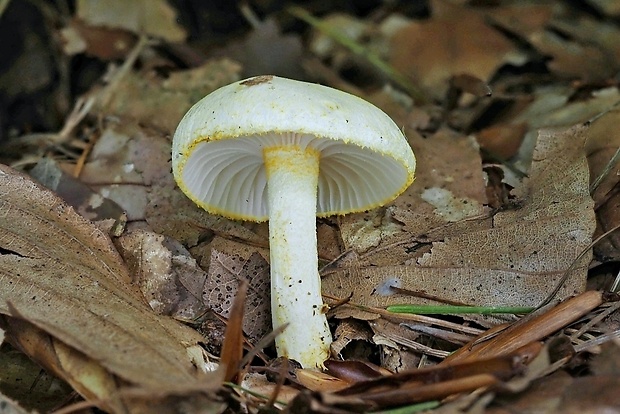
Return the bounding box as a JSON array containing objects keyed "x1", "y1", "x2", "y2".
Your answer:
[{"x1": 172, "y1": 75, "x2": 416, "y2": 369}]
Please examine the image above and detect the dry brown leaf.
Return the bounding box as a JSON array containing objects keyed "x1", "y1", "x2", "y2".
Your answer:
[
  {"x1": 488, "y1": 4, "x2": 554, "y2": 39},
  {"x1": 240, "y1": 372, "x2": 299, "y2": 406},
  {"x1": 476, "y1": 122, "x2": 527, "y2": 160},
  {"x1": 529, "y1": 30, "x2": 613, "y2": 81},
  {"x1": 389, "y1": 0, "x2": 519, "y2": 100},
  {"x1": 205, "y1": 238, "x2": 271, "y2": 342},
  {"x1": 115, "y1": 229, "x2": 208, "y2": 320},
  {"x1": 324, "y1": 125, "x2": 595, "y2": 313},
  {"x1": 337, "y1": 129, "x2": 488, "y2": 268},
  {"x1": 79, "y1": 121, "x2": 269, "y2": 248},
  {"x1": 61, "y1": 18, "x2": 136, "y2": 59},
  {"x1": 585, "y1": 106, "x2": 620, "y2": 261},
  {"x1": 0, "y1": 165, "x2": 210, "y2": 391},
  {"x1": 30, "y1": 158, "x2": 125, "y2": 222},
  {"x1": 396, "y1": 130, "x2": 489, "y2": 230},
  {"x1": 4, "y1": 317, "x2": 127, "y2": 413},
  {"x1": 331, "y1": 319, "x2": 373, "y2": 357},
  {"x1": 550, "y1": 16, "x2": 620, "y2": 71},
  {"x1": 370, "y1": 318, "x2": 448, "y2": 371},
  {"x1": 487, "y1": 3, "x2": 620, "y2": 83},
  {"x1": 486, "y1": 370, "x2": 572, "y2": 414},
  {"x1": 90, "y1": 59, "x2": 241, "y2": 133},
  {"x1": 76, "y1": 0, "x2": 186, "y2": 42},
  {"x1": 219, "y1": 280, "x2": 248, "y2": 383}
]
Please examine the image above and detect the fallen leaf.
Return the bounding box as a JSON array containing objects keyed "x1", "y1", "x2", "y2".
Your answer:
[
  {"x1": 115, "y1": 229, "x2": 208, "y2": 319},
  {"x1": 488, "y1": 4, "x2": 554, "y2": 40},
  {"x1": 204, "y1": 238, "x2": 271, "y2": 342},
  {"x1": 337, "y1": 129, "x2": 488, "y2": 268},
  {"x1": 76, "y1": 0, "x2": 186, "y2": 42},
  {"x1": 486, "y1": 370, "x2": 572, "y2": 414},
  {"x1": 0, "y1": 165, "x2": 210, "y2": 391},
  {"x1": 90, "y1": 58, "x2": 241, "y2": 133},
  {"x1": 529, "y1": 30, "x2": 613, "y2": 81},
  {"x1": 390, "y1": 0, "x2": 520, "y2": 100},
  {"x1": 585, "y1": 106, "x2": 620, "y2": 261},
  {"x1": 219, "y1": 280, "x2": 248, "y2": 383},
  {"x1": 30, "y1": 157, "x2": 125, "y2": 223},
  {"x1": 4, "y1": 317, "x2": 127, "y2": 413},
  {"x1": 331, "y1": 319, "x2": 373, "y2": 358},
  {"x1": 334, "y1": 347, "x2": 535, "y2": 409},
  {"x1": 240, "y1": 372, "x2": 299, "y2": 406},
  {"x1": 476, "y1": 122, "x2": 527, "y2": 160},
  {"x1": 78, "y1": 120, "x2": 269, "y2": 248},
  {"x1": 0, "y1": 328, "x2": 74, "y2": 413},
  {"x1": 324, "y1": 125, "x2": 595, "y2": 313},
  {"x1": 60, "y1": 18, "x2": 136, "y2": 59}
]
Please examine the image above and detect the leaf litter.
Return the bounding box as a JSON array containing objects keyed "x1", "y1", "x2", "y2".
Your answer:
[{"x1": 1, "y1": 0, "x2": 620, "y2": 412}]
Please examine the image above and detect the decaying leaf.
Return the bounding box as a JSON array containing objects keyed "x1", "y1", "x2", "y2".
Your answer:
[
  {"x1": 0, "y1": 325, "x2": 75, "y2": 413},
  {"x1": 78, "y1": 120, "x2": 269, "y2": 248},
  {"x1": 4, "y1": 317, "x2": 128, "y2": 413},
  {"x1": 60, "y1": 18, "x2": 137, "y2": 59},
  {"x1": 30, "y1": 157, "x2": 125, "y2": 223},
  {"x1": 0, "y1": 165, "x2": 215, "y2": 398},
  {"x1": 324, "y1": 125, "x2": 595, "y2": 314},
  {"x1": 76, "y1": 0, "x2": 186, "y2": 42},
  {"x1": 240, "y1": 373, "x2": 299, "y2": 406},
  {"x1": 205, "y1": 237, "x2": 271, "y2": 342},
  {"x1": 89, "y1": 59, "x2": 241, "y2": 133},
  {"x1": 331, "y1": 319, "x2": 373, "y2": 358},
  {"x1": 389, "y1": 0, "x2": 521, "y2": 100},
  {"x1": 115, "y1": 229, "x2": 208, "y2": 319},
  {"x1": 338, "y1": 129, "x2": 488, "y2": 267},
  {"x1": 585, "y1": 107, "x2": 620, "y2": 261}
]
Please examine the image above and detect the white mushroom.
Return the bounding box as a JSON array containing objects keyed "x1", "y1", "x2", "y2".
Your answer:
[{"x1": 172, "y1": 75, "x2": 416, "y2": 369}]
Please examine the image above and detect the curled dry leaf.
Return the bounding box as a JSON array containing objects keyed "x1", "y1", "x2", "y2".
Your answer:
[
  {"x1": 331, "y1": 319, "x2": 373, "y2": 357},
  {"x1": 0, "y1": 165, "x2": 214, "y2": 393},
  {"x1": 324, "y1": 125, "x2": 595, "y2": 314},
  {"x1": 4, "y1": 316, "x2": 127, "y2": 413}
]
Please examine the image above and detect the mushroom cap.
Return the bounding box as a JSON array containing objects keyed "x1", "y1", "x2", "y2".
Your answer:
[{"x1": 172, "y1": 75, "x2": 416, "y2": 221}]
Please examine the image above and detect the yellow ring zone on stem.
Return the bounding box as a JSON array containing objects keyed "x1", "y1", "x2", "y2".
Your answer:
[{"x1": 263, "y1": 145, "x2": 321, "y2": 182}]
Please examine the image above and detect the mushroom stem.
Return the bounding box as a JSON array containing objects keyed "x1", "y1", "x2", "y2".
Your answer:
[{"x1": 263, "y1": 145, "x2": 332, "y2": 369}]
